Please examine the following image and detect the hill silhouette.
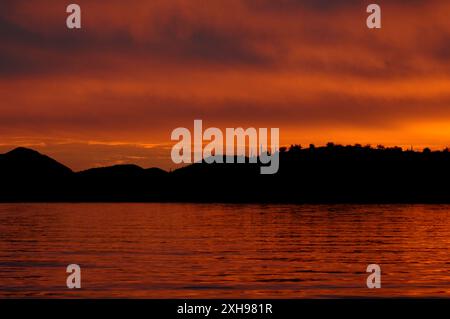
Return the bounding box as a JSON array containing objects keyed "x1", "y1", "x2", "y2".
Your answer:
[
  {"x1": 0, "y1": 147, "x2": 73, "y2": 201},
  {"x1": 0, "y1": 144, "x2": 449, "y2": 203}
]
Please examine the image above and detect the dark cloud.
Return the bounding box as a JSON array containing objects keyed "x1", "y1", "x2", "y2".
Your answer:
[
  {"x1": 245, "y1": 0, "x2": 427, "y2": 12},
  {"x1": 1, "y1": 0, "x2": 449, "y2": 77}
]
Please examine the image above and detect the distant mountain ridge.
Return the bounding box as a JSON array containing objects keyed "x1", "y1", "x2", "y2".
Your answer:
[
  {"x1": 0, "y1": 145, "x2": 449, "y2": 203},
  {"x1": 0, "y1": 147, "x2": 73, "y2": 177}
]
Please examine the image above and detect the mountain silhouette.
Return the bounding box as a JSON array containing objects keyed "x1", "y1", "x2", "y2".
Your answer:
[
  {"x1": 75, "y1": 164, "x2": 169, "y2": 201},
  {"x1": 0, "y1": 147, "x2": 73, "y2": 177},
  {"x1": 0, "y1": 147, "x2": 74, "y2": 201},
  {"x1": 0, "y1": 145, "x2": 449, "y2": 203}
]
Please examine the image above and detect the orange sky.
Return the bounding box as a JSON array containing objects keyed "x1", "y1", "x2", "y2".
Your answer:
[{"x1": 1, "y1": 0, "x2": 450, "y2": 170}]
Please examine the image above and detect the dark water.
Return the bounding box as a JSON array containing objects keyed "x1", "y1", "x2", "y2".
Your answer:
[{"x1": 0, "y1": 203, "x2": 449, "y2": 298}]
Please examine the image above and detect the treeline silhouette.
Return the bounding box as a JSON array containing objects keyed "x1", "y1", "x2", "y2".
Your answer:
[{"x1": 0, "y1": 144, "x2": 449, "y2": 203}]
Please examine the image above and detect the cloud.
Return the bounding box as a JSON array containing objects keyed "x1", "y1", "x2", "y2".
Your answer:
[{"x1": 1, "y1": 0, "x2": 450, "y2": 168}]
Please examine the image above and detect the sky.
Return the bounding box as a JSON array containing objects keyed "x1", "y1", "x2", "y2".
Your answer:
[{"x1": 1, "y1": 0, "x2": 450, "y2": 171}]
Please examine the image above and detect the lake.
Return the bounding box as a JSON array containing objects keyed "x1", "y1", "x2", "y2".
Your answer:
[{"x1": 0, "y1": 203, "x2": 449, "y2": 298}]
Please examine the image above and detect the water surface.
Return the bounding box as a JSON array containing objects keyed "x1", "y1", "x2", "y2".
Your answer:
[{"x1": 0, "y1": 203, "x2": 449, "y2": 298}]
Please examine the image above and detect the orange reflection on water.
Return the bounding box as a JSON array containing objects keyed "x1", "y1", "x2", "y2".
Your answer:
[{"x1": 0, "y1": 203, "x2": 449, "y2": 298}]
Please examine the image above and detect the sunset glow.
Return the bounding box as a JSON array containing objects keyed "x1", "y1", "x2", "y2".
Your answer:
[{"x1": 1, "y1": 0, "x2": 450, "y2": 170}]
